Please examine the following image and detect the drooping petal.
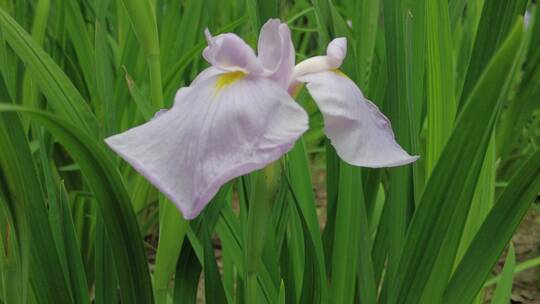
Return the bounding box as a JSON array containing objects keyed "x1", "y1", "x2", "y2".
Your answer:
[
  {"x1": 106, "y1": 73, "x2": 308, "y2": 219},
  {"x1": 203, "y1": 29, "x2": 265, "y2": 75},
  {"x1": 292, "y1": 37, "x2": 347, "y2": 79},
  {"x1": 257, "y1": 19, "x2": 295, "y2": 88},
  {"x1": 298, "y1": 71, "x2": 418, "y2": 168}
]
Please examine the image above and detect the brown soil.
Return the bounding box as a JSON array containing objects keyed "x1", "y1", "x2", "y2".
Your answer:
[{"x1": 484, "y1": 206, "x2": 540, "y2": 304}]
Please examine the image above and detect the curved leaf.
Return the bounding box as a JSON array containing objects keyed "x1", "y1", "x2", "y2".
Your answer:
[
  {"x1": 0, "y1": 104, "x2": 154, "y2": 304},
  {"x1": 444, "y1": 148, "x2": 540, "y2": 303},
  {"x1": 391, "y1": 19, "x2": 524, "y2": 304},
  {"x1": 0, "y1": 112, "x2": 71, "y2": 303},
  {"x1": 0, "y1": 9, "x2": 99, "y2": 135}
]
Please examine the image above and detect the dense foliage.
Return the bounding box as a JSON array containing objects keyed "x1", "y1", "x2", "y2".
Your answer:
[{"x1": 0, "y1": 0, "x2": 539, "y2": 303}]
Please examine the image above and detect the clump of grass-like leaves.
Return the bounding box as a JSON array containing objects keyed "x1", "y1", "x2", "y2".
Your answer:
[{"x1": 0, "y1": 0, "x2": 539, "y2": 303}]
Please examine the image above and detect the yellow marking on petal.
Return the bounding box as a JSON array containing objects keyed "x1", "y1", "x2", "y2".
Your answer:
[
  {"x1": 332, "y1": 69, "x2": 348, "y2": 78},
  {"x1": 215, "y1": 71, "x2": 246, "y2": 94}
]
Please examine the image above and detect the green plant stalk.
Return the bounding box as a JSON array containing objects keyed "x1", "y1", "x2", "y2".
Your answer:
[
  {"x1": 491, "y1": 244, "x2": 515, "y2": 304},
  {"x1": 95, "y1": 214, "x2": 118, "y2": 304},
  {"x1": 120, "y1": 0, "x2": 159, "y2": 56},
  {"x1": 65, "y1": 0, "x2": 98, "y2": 105},
  {"x1": 497, "y1": 68, "x2": 540, "y2": 158},
  {"x1": 21, "y1": 0, "x2": 50, "y2": 119},
  {"x1": 286, "y1": 140, "x2": 328, "y2": 303},
  {"x1": 330, "y1": 162, "x2": 376, "y2": 304},
  {"x1": 1, "y1": 250, "x2": 21, "y2": 303},
  {"x1": 454, "y1": 134, "x2": 495, "y2": 265},
  {"x1": 27, "y1": 0, "x2": 49, "y2": 52},
  {"x1": 154, "y1": 197, "x2": 189, "y2": 304},
  {"x1": 312, "y1": 0, "x2": 332, "y2": 45},
  {"x1": 354, "y1": 0, "x2": 379, "y2": 90},
  {"x1": 120, "y1": 0, "x2": 162, "y2": 109},
  {"x1": 404, "y1": 0, "x2": 426, "y2": 200},
  {"x1": 0, "y1": 203, "x2": 25, "y2": 304},
  {"x1": 459, "y1": 0, "x2": 527, "y2": 105},
  {"x1": 442, "y1": 130, "x2": 494, "y2": 303},
  {"x1": 148, "y1": 54, "x2": 164, "y2": 109},
  {"x1": 425, "y1": 0, "x2": 456, "y2": 176},
  {"x1": 57, "y1": 182, "x2": 91, "y2": 304},
  {"x1": 246, "y1": 0, "x2": 261, "y2": 44},
  {"x1": 379, "y1": 0, "x2": 418, "y2": 300},
  {"x1": 0, "y1": 26, "x2": 16, "y2": 101},
  {"x1": 245, "y1": 163, "x2": 280, "y2": 303},
  {"x1": 122, "y1": 2, "x2": 174, "y2": 300},
  {"x1": 484, "y1": 255, "x2": 540, "y2": 287},
  {"x1": 39, "y1": 133, "x2": 78, "y2": 301},
  {"x1": 149, "y1": 53, "x2": 175, "y2": 301},
  {"x1": 146, "y1": 41, "x2": 171, "y2": 304},
  {"x1": 95, "y1": 0, "x2": 116, "y2": 136},
  {"x1": 330, "y1": 162, "x2": 359, "y2": 304}
]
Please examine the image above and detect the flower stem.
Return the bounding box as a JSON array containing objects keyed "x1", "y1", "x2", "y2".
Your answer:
[
  {"x1": 148, "y1": 54, "x2": 164, "y2": 109},
  {"x1": 153, "y1": 196, "x2": 189, "y2": 304},
  {"x1": 147, "y1": 37, "x2": 171, "y2": 304},
  {"x1": 245, "y1": 163, "x2": 280, "y2": 303}
]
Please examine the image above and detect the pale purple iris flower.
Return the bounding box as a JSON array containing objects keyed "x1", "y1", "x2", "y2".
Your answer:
[{"x1": 105, "y1": 19, "x2": 418, "y2": 219}]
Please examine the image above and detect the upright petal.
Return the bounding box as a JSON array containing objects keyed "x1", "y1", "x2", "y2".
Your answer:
[
  {"x1": 106, "y1": 73, "x2": 308, "y2": 219},
  {"x1": 258, "y1": 19, "x2": 295, "y2": 88},
  {"x1": 292, "y1": 37, "x2": 347, "y2": 79},
  {"x1": 203, "y1": 29, "x2": 265, "y2": 75},
  {"x1": 298, "y1": 71, "x2": 418, "y2": 168},
  {"x1": 325, "y1": 37, "x2": 346, "y2": 67}
]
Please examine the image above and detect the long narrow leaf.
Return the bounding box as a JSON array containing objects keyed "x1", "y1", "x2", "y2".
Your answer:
[
  {"x1": 0, "y1": 104, "x2": 154, "y2": 303},
  {"x1": 392, "y1": 19, "x2": 524, "y2": 304},
  {"x1": 444, "y1": 148, "x2": 540, "y2": 303},
  {"x1": 0, "y1": 9, "x2": 99, "y2": 135},
  {"x1": 491, "y1": 244, "x2": 516, "y2": 304}
]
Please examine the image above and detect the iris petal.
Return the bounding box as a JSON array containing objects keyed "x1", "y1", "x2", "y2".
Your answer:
[
  {"x1": 292, "y1": 37, "x2": 347, "y2": 79},
  {"x1": 258, "y1": 19, "x2": 295, "y2": 88},
  {"x1": 203, "y1": 30, "x2": 265, "y2": 75},
  {"x1": 326, "y1": 37, "x2": 346, "y2": 68},
  {"x1": 191, "y1": 67, "x2": 223, "y2": 87},
  {"x1": 298, "y1": 71, "x2": 418, "y2": 168},
  {"x1": 106, "y1": 74, "x2": 308, "y2": 219}
]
